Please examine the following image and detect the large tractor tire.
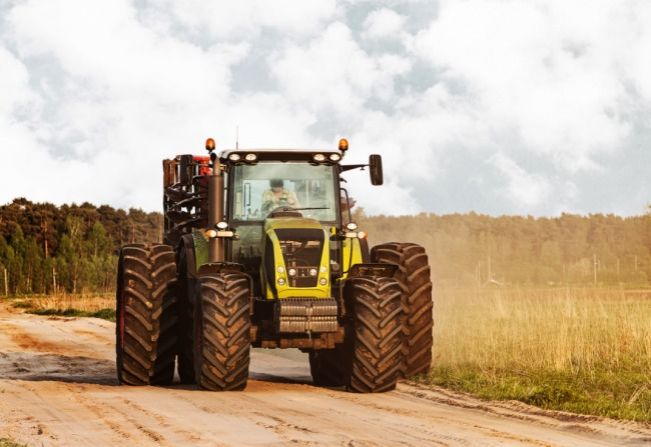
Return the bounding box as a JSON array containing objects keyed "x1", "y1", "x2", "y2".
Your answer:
[
  {"x1": 345, "y1": 276, "x2": 405, "y2": 393},
  {"x1": 371, "y1": 243, "x2": 433, "y2": 377},
  {"x1": 193, "y1": 271, "x2": 251, "y2": 391},
  {"x1": 176, "y1": 237, "x2": 196, "y2": 384},
  {"x1": 116, "y1": 244, "x2": 178, "y2": 385}
]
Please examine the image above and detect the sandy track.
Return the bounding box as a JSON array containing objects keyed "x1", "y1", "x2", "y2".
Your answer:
[{"x1": 1, "y1": 303, "x2": 650, "y2": 446}]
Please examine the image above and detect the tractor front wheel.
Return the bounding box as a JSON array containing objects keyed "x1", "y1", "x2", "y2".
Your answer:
[
  {"x1": 345, "y1": 275, "x2": 405, "y2": 393},
  {"x1": 193, "y1": 271, "x2": 251, "y2": 391}
]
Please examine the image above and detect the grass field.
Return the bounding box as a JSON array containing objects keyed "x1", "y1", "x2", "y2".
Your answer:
[{"x1": 419, "y1": 287, "x2": 651, "y2": 421}]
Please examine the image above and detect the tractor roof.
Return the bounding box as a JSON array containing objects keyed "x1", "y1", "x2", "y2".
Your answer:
[{"x1": 218, "y1": 149, "x2": 343, "y2": 163}]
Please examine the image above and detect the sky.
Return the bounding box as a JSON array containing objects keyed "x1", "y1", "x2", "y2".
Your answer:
[{"x1": 0, "y1": 0, "x2": 649, "y2": 217}]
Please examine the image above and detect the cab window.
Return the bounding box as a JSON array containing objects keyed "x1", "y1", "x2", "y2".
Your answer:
[{"x1": 231, "y1": 162, "x2": 337, "y2": 222}]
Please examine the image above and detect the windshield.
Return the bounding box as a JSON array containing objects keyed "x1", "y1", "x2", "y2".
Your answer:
[{"x1": 231, "y1": 162, "x2": 337, "y2": 222}]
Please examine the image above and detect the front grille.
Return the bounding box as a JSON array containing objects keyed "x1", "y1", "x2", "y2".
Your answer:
[
  {"x1": 274, "y1": 298, "x2": 338, "y2": 333},
  {"x1": 274, "y1": 229, "x2": 324, "y2": 288}
]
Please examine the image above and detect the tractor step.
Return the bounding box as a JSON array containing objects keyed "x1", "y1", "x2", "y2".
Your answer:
[{"x1": 274, "y1": 298, "x2": 338, "y2": 333}]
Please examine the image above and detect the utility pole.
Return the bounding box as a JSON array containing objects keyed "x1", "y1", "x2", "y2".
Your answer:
[
  {"x1": 3, "y1": 268, "x2": 8, "y2": 296},
  {"x1": 487, "y1": 254, "x2": 492, "y2": 283},
  {"x1": 477, "y1": 261, "x2": 482, "y2": 287},
  {"x1": 593, "y1": 254, "x2": 598, "y2": 286},
  {"x1": 52, "y1": 265, "x2": 57, "y2": 294}
]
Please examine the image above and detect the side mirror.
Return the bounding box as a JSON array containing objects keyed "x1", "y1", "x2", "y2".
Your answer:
[{"x1": 369, "y1": 154, "x2": 383, "y2": 185}]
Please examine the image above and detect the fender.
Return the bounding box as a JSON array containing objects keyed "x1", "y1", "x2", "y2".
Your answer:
[{"x1": 347, "y1": 263, "x2": 398, "y2": 278}]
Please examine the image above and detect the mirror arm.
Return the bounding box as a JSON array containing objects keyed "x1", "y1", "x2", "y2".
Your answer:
[{"x1": 340, "y1": 164, "x2": 368, "y2": 172}]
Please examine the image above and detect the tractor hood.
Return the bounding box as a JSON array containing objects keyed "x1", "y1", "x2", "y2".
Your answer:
[{"x1": 262, "y1": 215, "x2": 330, "y2": 299}]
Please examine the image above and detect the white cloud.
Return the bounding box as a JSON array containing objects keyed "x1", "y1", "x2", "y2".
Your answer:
[
  {"x1": 148, "y1": 0, "x2": 338, "y2": 40},
  {"x1": 362, "y1": 8, "x2": 406, "y2": 41},
  {"x1": 270, "y1": 22, "x2": 411, "y2": 119},
  {"x1": 0, "y1": 0, "x2": 649, "y2": 217},
  {"x1": 413, "y1": 0, "x2": 636, "y2": 172},
  {"x1": 488, "y1": 152, "x2": 551, "y2": 208}
]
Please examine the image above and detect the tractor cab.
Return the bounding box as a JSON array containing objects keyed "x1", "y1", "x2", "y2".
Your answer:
[{"x1": 218, "y1": 149, "x2": 346, "y2": 299}]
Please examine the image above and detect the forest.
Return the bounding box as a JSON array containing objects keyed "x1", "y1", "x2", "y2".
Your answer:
[{"x1": 0, "y1": 198, "x2": 649, "y2": 295}]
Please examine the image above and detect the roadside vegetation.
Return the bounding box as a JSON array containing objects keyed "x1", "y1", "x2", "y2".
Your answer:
[
  {"x1": 0, "y1": 439, "x2": 26, "y2": 447},
  {"x1": 8, "y1": 293, "x2": 115, "y2": 322},
  {"x1": 418, "y1": 287, "x2": 651, "y2": 421}
]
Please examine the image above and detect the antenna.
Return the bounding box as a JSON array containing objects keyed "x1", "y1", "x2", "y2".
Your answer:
[{"x1": 236, "y1": 125, "x2": 239, "y2": 149}]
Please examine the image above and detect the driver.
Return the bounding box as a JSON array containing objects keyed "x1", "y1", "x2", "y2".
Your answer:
[{"x1": 262, "y1": 179, "x2": 300, "y2": 214}]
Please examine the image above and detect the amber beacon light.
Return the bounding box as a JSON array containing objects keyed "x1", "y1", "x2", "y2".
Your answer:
[
  {"x1": 205, "y1": 138, "x2": 216, "y2": 151},
  {"x1": 338, "y1": 138, "x2": 349, "y2": 152}
]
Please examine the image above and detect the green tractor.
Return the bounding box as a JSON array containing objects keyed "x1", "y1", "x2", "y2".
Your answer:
[{"x1": 115, "y1": 138, "x2": 433, "y2": 393}]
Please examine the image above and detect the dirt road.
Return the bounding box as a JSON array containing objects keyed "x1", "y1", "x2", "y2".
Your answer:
[{"x1": 1, "y1": 303, "x2": 650, "y2": 446}]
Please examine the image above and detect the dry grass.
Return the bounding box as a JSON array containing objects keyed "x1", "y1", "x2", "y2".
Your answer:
[
  {"x1": 7, "y1": 293, "x2": 115, "y2": 321},
  {"x1": 13, "y1": 293, "x2": 114, "y2": 313},
  {"x1": 421, "y1": 287, "x2": 651, "y2": 420},
  {"x1": 434, "y1": 287, "x2": 651, "y2": 372}
]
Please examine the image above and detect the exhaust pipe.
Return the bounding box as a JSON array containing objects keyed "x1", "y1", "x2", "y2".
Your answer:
[{"x1": 207, "y1": 161, "x2": 224, "y2": 263}]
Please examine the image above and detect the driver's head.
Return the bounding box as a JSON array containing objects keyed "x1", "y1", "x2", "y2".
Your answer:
[{"x1": 270, "y1": 179, "x2": 283, "y2": 190}]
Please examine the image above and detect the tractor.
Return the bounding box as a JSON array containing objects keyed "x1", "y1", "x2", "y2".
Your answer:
[{"x1": 115, "y1": 138, "x2": 433, "y2": 392}]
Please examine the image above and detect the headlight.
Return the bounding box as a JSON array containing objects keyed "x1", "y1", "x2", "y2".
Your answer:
[
  {"x1": 278, "y1": 278, "x2": 286, "y2": 286},
  {"x1": 245, "y1": 153, "x2": 257, "y2": 162},
  {"x1": 228, "y1": 153, "x2": 241, "y2": 161},
  {"x1": 320, "y1": 266, "x2": 327, "y2": 273},
  {"x1": 288, "y1": 268, "x2": 297, "y2": 277},
  {"x1": 313, "y1": 153, "x2": 326, "y2": 162},
  {"x1": 204, "y1": 229, "x2": 218, "y2": 238},
  {"x1": 309, "y1": 268, "x2": 318, "y2": 276},
  {"x1": 329, "y1": 153, "x2": 341, "y2": 162},
  {"x1": 277, "y1": 266, "x2": 285, "y2": 274},
  {"x1": 346, "y1": 222, "x2": 358, "y2": 231},
  {"x1": 319, "y1": 278, "x2": 327, "y2": 286}
]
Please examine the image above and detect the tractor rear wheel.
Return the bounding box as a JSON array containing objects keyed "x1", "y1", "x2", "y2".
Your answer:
[
  {"x1": 116, "y1": 244, "x2": 178, "y2": 385},
  {"x1": 371, "y1": 243, "x2": 433, "y2": 377},
  {"x1": 345, "y1": 276, "x2": 404, "y2": 393},
  {"x1": 193, "y1": 271, "x2": 251, "y2": 391}
]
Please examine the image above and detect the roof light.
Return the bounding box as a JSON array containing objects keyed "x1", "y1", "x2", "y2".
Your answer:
[
  {"x1": 329, "y1": 153, "x2": 341, "y2": 162},
  {"x1": 313, "y1": 154, "x2": 326, "y2": 162},
  {"x1": 245, "y1": 153, "x2": 257, "y2": 162},
  {"x1": 346, "y1": 222, "x2": 358, "y2": 231},
  {"x1": 216, "y1": 221, "x2": 228, "y2": 230},
  {"x1": 338, "y1": 138, "x2": 348, "y2": 152},
  {"x1": 205, "y1": 138, "x2": 216, "y2": 151},
  {"x1": 229, "y1": 153, "x2": 241, "y2": 161}
]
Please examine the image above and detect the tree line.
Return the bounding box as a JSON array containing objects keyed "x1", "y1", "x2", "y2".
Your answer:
[
  {"x1": 356, "y1": 209, "x2": 651, "y2": 287},
  {"x1": 0, "y1": 198, "x2": 649, "y2": 295},
  {"x1": 0, "y1": 198, "x2": 161, "y2": 295}
]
